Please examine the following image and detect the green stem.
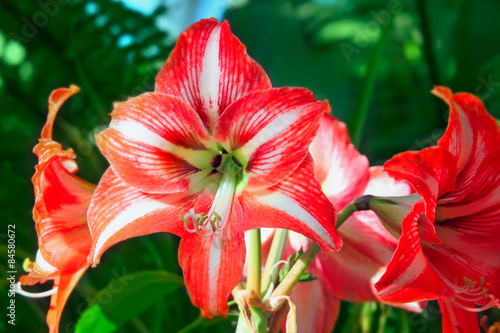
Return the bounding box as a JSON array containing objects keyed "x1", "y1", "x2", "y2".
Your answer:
[
  {"x1": 416, "y1": 0, "x2": 445, "y2": 127},
  {"x1": 336, "y1": 202, "x2": 357, "y2": 229},
  {"x1": 416, "y1": 0, "x2": 440, "y2": 86},
  {"x1": 340, "y1": 303, "x2": 364, "y2": 333},
  {"x1": 267, "y1": 202, "x2": 361, "y2": 299},
  {"x1": 250, "y1": 306, "x2": 269, "y2": 333},
  {"x1": 261, "y1": 229, "x2": 288, "y2": 296},
  {"x1": 360, "y1": 302, "x2": 376, "y2": 333},
  {"x1": 377, "y1": 304, "x2": 388, "y2": 333},
  {"x1": 70, "y1": 53, "x2": 107, "y2": 118},
  {"x1": 235, "y1": 305, "x2": 268, "y2": 333},
  {"x1": 247, "y1": 229, "x2": 262, "y2": 297},
  {"x1": 348, "y1": 14, "x2": 394, "y2": 146},
  {"x1": 269, "y1": 242, "x2": 321, "y2": 299},
  {"x1": 236, "y1": 311, "x2": 247, "y2": 332},
  {"x1": 177, "y1": 316, "x2": 205, "y2": 333},
  {"x1": 336, "y1": 194, "x2": 376, "y2": 229}
]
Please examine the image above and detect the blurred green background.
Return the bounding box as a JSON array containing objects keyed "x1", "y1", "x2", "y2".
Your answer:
[{"x1": 1, "y1": 0, "x2": 500, "y2": 332}]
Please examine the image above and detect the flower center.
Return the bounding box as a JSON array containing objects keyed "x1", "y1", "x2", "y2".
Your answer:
[{"x1": 181, "y1": 154, "x2": 240, "y2": 239}]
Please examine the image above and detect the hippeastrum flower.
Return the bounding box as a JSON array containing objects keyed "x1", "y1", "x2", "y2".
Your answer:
[
  {"x1": 18, "y1": 85, "x2": 95, "y2": 333},
  {"x1": 375, "y1": 86, "x2": 500, "y2": 332},
  {"x1": 87, "y1": 18, "x2": 342, "y2": 318},
  {"x1": 263, "y1": 114, "x2": 421, "y2": 332}
]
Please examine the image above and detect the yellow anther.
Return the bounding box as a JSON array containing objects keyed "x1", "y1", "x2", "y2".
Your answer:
[
  {"x1": 463, "y1": 277, "x2": 474, "y2": 288},
  {"x1": 198, "y1": 214, "x2": 209, "y2": 226},
  {"x1": 209, "y1": 218, "x2": 217, "y2": 232},
  {"x1": 213, "y1": 211, "x2": 221, "y2": 221},
  {"x1": 180, "y1": 214, "x2": 190, "y2": 225},
  {"x1": 23, "y1": 258, "x2": 32, "y2": 273}
]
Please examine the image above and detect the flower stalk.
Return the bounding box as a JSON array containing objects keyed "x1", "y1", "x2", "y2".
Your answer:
[
  {"x1": 269, "y1": 242, "x2": 321, "y2": 299},
  {"x1": 335, "y1": 202, "x2": 357, "y2": 229},
  {"x1": 269, "y1": 202, "x2": 360, "y2": 300},
  {"x1": 261, "y1": 229, "x2": 288, "y2": 297},
  {"x1": 247, "y1": 229, "x2": 262, "y2": 297}
]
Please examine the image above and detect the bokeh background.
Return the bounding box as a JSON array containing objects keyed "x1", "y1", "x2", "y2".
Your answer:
[{"x1": 1, "y1": 0, "x2": 500, "y2": 332}]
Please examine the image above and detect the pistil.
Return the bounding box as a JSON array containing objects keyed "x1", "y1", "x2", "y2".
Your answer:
[{"x1": 181, "y1": 155, "x2": 239, "y2": 239}]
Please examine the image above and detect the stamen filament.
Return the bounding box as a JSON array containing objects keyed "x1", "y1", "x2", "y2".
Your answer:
[
  {"x1": 452, "y1": 294, "x2": 500, "y2": 313},
  {"x1": 434, "y1": 272, "x2": 500, "y2": 313},
  {"x1": 180, "y1": 161, "x2": 238, "y2": 239},
  {"x1": 16, "y1": 282, "x2": 58, "y2": 298},
  {"x1": 454, "y1": 293, "x2": 486, "y2": 302}
]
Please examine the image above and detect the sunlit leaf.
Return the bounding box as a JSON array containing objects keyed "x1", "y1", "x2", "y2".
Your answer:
[{"x1": 75, "y1": 271, "x2": 183, "y2": 333}]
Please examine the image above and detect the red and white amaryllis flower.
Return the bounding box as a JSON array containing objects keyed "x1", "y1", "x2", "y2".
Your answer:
[
  {"x1": 375, "y1": 87, "x2": 500, "y2": 333},
  {"x1": 265, "y1": 114, "x2": 419, "y2": 332},
  {"x1": 87, "y1": 18, "x2": 342, "y2": 318},
  {"x1": 18, "y1": 86, "x2": 94, "y2": 333}
]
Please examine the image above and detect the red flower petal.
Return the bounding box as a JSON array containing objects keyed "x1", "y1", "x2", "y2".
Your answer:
[
  {"x1": 24, "y1": 85, "x2": 91, "y2": 333},
  {"x1": 96, "y1": 93, "x2": 217, "y2": 194},
  {"x1": 288, "y1": 277, "x2": 340, "y2": 333},
  {"x1": 434, "y1": 86, "x2": 499, "y2": 176},
  {"x1": 433, "y1": 86, "x2": 500, "y2": 217},
  {"x1": 156, "y1": 18, "x2": 271, "y2": 131},
  {"x1": 285, "y1": 167, "x2": 413, "y2": 305},
  {"x1": 383, "y1": 146, "x2": 456, "y2": 242},
  {"x1": 425, "y1": 211, "x2": 500, "y2": 301},
  {"x1": 46, "y1": 267, "x2": 88, "y2": 333},
  {"x1": 240, "y1": 154, "x2": 342, "y2": 253},
  {"x1": 88, "y1": 168, "x2": 193, "y2": 265},
  {"x1": 375, "y1": 202, "x2": 455, "y2": 303},
  {"x1": 309, "y1": 114, "x2": 369, "y2": 209},
  {"x1": 321, "y1": 211, "x2": 397, "y2": 302},
  {"x1": 308, "y1": 167, "x2": 411, "y2": 302},
  {"x1": 32, "y1": 152, "x2": 94, "y2": 272},
  {"x1": 214, "y1": 88, "x2": 328, "y2": 190},
  {"x1": 438, "y1": 298, "x2": 480, "y2": 333},
  {"x1": 364, "y1": 166, "x2": 413, "y2": 197},
  {"x1": 31, "y1": 85, "x2": 94, "y2": 273},
  {"x1": 41, "y1": 85, "x2": 80, "y2": 140},
  {"x1": 178, "y1": 199, "x2": 246, "y2": 318}
]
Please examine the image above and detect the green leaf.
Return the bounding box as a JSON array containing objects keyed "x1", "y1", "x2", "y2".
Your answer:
[
  {"x1": 75, "y1": 270, "x2": 183, "y2": 333},
  {"x1": 297, "y1": 271, "x2": 318, "y2": 283},
  {"x1": 277, "y1": 248, "x2": 317, "y2": 283},
  {"x1": 278, "y1": 248, "x2": 303, "y2": 282}
]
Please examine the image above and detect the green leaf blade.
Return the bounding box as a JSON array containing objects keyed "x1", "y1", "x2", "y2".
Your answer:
[{"x1": 75, "y1": 270, "x2": 184, "y2": 333}]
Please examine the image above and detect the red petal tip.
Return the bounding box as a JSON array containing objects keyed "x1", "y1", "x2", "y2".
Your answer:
[
  {"x1": 42, "y1": 85, "x2": 81, "y2": 139},
  {"x1": 431, "y1": 86, "x2": 453, "y2": 105}
]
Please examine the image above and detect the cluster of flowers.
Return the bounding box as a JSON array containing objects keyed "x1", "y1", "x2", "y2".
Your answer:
[{"x1": 18, "y1": 19, "x2": 499, "y2": 332}]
